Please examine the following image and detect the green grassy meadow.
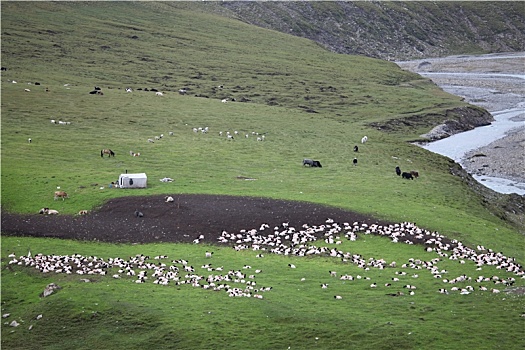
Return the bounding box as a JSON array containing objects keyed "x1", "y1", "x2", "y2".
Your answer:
[{"x1": 1, "y1": 2, "x2": 524, "y2": 349}]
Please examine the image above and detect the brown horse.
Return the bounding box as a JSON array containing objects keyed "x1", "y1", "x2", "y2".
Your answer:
[{"x1": 101, "y1": 149, "x2": 115, "y2": 157}]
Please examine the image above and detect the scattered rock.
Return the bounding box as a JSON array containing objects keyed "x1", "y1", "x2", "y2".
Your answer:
[{"x1": 40, "y1": 283, "x2": 61, "y2": 298}]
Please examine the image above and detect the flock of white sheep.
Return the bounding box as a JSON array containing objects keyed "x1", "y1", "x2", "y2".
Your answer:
[
  {"x1": 192, "y1": 126, "x2": 267, "y2": 141},
  {"x1": 216, "y1": 219, "x2": 522, "y2": 297},
  {"x1": 6, "y1": 218, "x2": 523, "y2": 304}
]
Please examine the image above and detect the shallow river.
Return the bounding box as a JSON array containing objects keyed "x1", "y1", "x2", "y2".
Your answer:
[{"x1": 397, "y1": 53, "x2": 525, "y2": 195}]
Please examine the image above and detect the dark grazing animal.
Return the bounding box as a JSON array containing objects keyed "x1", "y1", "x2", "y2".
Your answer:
[
  {"x1": 303, "y1": 159, "x2": 322, "y2": 167},
  {"x1": 134, "y1": 210, "x2": 144, "y2": 218},
  {"x1": 410, "y1": 171, "x2": 419, "y2": 178},
  {"x1": 303, "y1": 159, "x2": 314, "y2": 166},
  {"x1": 353, "y1": 158, "x2": 358, "y2": 166},
  {"x1": 353, "y1": 145, "x2": 358, "y2": 152},
  {"x1": 402, "y1": 172, "x2": 414, "y2": 180},
  {"x1": 101, "y1": 149, "x2": 115, "y2": 157},
  {"x1": 396, "y1": 166, "x2": 401, "y2": 176}
]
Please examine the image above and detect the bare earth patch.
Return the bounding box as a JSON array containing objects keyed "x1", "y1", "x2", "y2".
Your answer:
[{"x1": 1, "y1": 194, "x2": 392, "y2": 244}]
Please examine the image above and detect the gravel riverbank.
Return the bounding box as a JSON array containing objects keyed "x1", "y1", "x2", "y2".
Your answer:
[
  {"x1": 397, "y1": 52, "x2": 525, "y2": 187},
  {"x1": 464, "y1": 126, "x2": 525, "y2": 183}
]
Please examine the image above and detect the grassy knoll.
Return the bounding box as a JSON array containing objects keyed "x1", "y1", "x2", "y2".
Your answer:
[{"x1": 1, "y1": 2, "x2": 523, "y2": 350}]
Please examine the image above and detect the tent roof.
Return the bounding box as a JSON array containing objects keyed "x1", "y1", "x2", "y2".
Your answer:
[{"x1": 119, "y1": 173, "x2": 147, "y2": 177}]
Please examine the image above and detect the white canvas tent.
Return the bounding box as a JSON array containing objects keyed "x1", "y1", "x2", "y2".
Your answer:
[{"x1": 118, "y1": 173, "x2": 147, "y2": 189}]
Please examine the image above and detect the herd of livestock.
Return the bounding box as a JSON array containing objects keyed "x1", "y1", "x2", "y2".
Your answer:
[{"x1": 7, "y1": 218, "x2": 522, "y2": 300}]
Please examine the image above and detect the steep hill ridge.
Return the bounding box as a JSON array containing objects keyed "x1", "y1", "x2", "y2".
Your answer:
[{"x1": 211, "y1": 1, "x2": 525, "y2": 61}]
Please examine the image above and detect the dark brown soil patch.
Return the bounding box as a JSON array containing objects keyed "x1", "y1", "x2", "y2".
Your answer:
[{"x1": 1, "y1": 194, "x2": 392, "y2": 244}]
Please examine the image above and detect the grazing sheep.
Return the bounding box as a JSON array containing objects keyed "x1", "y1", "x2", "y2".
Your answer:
[
  {"x1": 353, "y1": 158, "x2": 358, "y2": 166},
  {"x1": 353, "y1": 145, "x2": 358, "y2": 152},
  {"x1": 396, "y1": 166, "x2": 401, "y2": 176},
  {"x1": 134, "y1": 210, "x2": 144, "y2": 218},
  {"x1": 334, "y1": 295, "x2": 343, "y2": 300},
  {"x1": 288, "y1": 264, "x2": 296, "y2": 269},
  {"x1": 221, "y1": 98, "x2": 228, "y2": 103},
  {"x1": 410, "y1": 171, "x2": 419, "y2": 178},
  {"x1": 361, "y1": 136, "x2": 368, "y2": 144},
  {"x1": 148, "y1": 139, "x2": 155, "y2": 143},
  {"x1": 205, "y1": 251, "x2": 213, "y2": 258},
  {"x1": 156, "y1": 91, "x2": 164, "y2": 96},
  {"x1": 165, "y1": 196, "x2": 174, "y2": 203},
  {"x1": 28, "y1": 138, "x2": 32, "y2": 143},
  {"x1": 78, "y1": 210, "x2": 89, "y2": 215}
]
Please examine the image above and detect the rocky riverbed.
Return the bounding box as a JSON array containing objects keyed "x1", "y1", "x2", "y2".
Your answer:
[
  {"x1": 464, "y1": 125, "x2": 525, "y2": 183},
  {"x1": 397, "y1": 52, "x2": 525, "y2": 188}
]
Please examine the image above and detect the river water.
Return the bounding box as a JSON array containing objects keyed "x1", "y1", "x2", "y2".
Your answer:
[{"x1": 397, "y1": 52, "x2": 525, "y2": 195}]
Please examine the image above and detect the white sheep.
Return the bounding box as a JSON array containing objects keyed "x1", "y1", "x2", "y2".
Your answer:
[
  {"x1": 156, "y1": 91, "x2": 164, "y2": 96},
  {"x1": 165, "y1": 196, "x2": 174, "y2": 203},
  {"x1": 148, "y1": 139, "x2": 155, "y2": 143},
  {"x1": 361, "y1": 136, "x2": 368, "y2": 144},
  {"x1": 39, "y1": 208, "x2": 59, "y2": 215},
  {"x1": 221, "y1": 98, "x2": 228, "y2": 103}
]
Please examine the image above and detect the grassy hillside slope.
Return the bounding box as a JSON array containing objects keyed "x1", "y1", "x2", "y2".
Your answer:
[{"x1": 1, "y1": 2, "x2": 523, "y2": 349}]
